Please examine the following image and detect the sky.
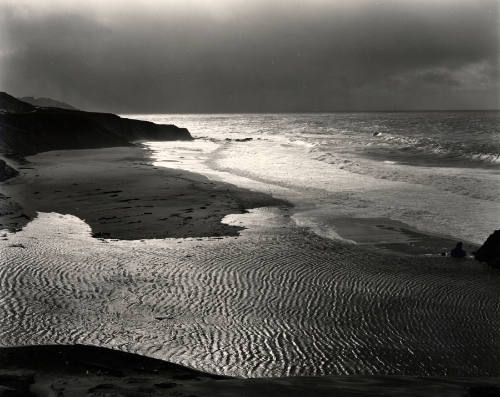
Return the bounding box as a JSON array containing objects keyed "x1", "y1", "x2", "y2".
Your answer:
[{"x1": 0, "y1": 0, "x2": 498, "y2": 112}]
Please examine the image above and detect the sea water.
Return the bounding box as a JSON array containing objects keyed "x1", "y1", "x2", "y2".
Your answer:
[{"x1": 128, "y1": 112, "x2": 500, "y2": 245}]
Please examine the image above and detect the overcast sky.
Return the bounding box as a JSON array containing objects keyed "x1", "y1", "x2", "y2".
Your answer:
[{"x1": 0, "y1": 0, "x2": 498, "y2": 112}]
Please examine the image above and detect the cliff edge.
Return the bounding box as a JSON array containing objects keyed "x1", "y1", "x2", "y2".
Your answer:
[{"x1": 0, "y1": 92, "x2": 192, "y2": 160}]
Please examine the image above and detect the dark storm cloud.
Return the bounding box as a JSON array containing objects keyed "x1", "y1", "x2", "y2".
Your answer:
[{"x1": 0, "y1": 0, "x2": 498, "y2": 112}]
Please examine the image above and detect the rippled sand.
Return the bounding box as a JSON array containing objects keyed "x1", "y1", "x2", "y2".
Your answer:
[{"x1": 1, "y1": 209, "x2": 499, "y2": 378}]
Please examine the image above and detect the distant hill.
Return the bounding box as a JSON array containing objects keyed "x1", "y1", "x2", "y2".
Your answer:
[
  {"x1": 19, "y1": 96, "x2": 77, "y2": 110},
  {"x1": 0, "y1": 92, "x2": 35, "y2": 113}
]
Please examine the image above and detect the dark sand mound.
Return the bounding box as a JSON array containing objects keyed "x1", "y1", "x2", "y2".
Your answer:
[
  {"x1": 0, "y1": 344, "x2": 225, "y2": 397},
  {"x1": 0, "y1": 92, "x2": 192, "y2": 159},
  {"x1": 0, "y1": 345, "x2": 498, "y2": 396},
  {"x1": 18, "y1": 96, "x2": 77, "y2": 110}
]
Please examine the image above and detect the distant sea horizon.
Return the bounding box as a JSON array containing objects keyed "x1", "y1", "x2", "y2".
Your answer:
[{"x1": 118, "y1": 109, "x2": 500, "y2": 115}]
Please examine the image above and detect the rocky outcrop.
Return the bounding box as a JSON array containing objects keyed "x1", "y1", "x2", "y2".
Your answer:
[
  {"x1": 475, "y1": 230, "x2": 500, "y2": 268},
  {"x1": 0, "y1": 110, "x2": 132, "y2": 157},
  {"x1": 0, "y1": 92, "x2": 192, "y2": 158},
  {"x1": 0, "y1": 159, "x2": 18, "y2": 181}
]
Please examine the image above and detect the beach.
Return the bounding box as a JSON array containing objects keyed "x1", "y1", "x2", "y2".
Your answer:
[
  {"x1": 1, "y1": 142, "x2": 500, "y2": 380},
  {"x1": 0, "y1": 146, "x2": 285, "y2": 239},
  {"x1": 2, "y1": 0, "x2": 498, "y2": 393},
  {"x1": 0, "y1": 110, "x2": 499, "y2": 397}
]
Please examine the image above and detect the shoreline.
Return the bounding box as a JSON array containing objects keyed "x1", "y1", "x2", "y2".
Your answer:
[
  {"x1": 1, "y1": 344, "x2": 498, "y2": 396},
  {"x1": 0, "y1": 145, "x2": 288, "y2": 240},
  {"x1": 146, "y1": 139, "x2": 482, "y2": 256},
  {"x1": 293, "y1": 213, "x2": 479, "y2": 257},
  {"x1": 1, "y1": 141, "x2": 498, "y2": 382},
  {"x1": 1, "y1": 142, "x2": 480, "y2": 255}
]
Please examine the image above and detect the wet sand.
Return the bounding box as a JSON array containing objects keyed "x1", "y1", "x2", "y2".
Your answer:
[
  {"x1": 1, "y1": 345, "x2": 498, "y2": 397},
  {"x1": 0, "y1": 146, "x2": 287, "y2": 239},
  {"x1": 1, "y1": 145, "x2": 499, "y2": 390},
  {"x1": 326, "y1": 217, "x2": 478, "y2": 256},
  {"x1": 1, "y1": 210, "x2": 499, "y2": 378}
]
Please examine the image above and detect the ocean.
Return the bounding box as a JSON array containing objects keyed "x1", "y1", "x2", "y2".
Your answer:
[{"x1": 131, "y1": 111, "x2": 500, "y2": 246}]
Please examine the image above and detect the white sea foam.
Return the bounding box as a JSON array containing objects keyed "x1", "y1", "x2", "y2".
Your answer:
[
  {"x1": 133, "y1": 112, "x2": 500, "y2": 245},
  {"x1": 145, "y1": 137, "x2": 498, "y2": 245}
]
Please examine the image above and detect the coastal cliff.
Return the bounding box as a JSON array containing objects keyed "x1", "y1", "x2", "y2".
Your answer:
[{"x1": 0, "y1": 92, "x2": 192, "y2": 158}]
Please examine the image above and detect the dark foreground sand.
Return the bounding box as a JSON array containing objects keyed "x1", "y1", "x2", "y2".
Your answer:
[
  {"x1": 0, "y1": 146, "x2": 287, "y2": 239},
  {"x1": 0, "y1": 345, "x2": 498, "y2": 397}
]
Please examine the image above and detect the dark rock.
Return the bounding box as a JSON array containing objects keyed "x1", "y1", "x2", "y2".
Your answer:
[
  {"x1": 0, "y1": 160, "x2": 18, "y2": 182},
  {"x1": 475, "y1": 230, "x2": 500, "y2": 268},
  {"x1": 450, "y1": 242, "x2": 466, "y2": 258},
  {"x1": 0, "y1": 91, "x2": 192, "y2": 158},
  {"x1": 225, "y1": 137, "x2": 253, "y2": 142}
]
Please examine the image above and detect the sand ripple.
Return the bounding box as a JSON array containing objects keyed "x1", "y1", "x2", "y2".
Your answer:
[{"x1": 1, "y1": 210, "x2": 499, "y2": 377}]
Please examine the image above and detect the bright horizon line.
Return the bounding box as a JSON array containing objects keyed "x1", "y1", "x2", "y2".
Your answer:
[{"x1": 119, "y1": 109, "x2": 500, "y2": 115}]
